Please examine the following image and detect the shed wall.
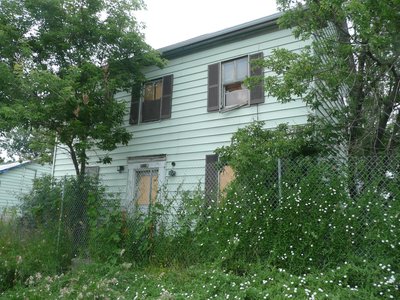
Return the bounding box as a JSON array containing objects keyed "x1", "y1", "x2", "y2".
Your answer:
[{"x1": 0, "y1": 163, "x2": 51, "y2": 212}]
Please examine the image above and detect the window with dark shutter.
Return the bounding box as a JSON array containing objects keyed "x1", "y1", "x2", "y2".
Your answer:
[
  {"x1": 142, "y1": 79, "x2": 162, "y2": 123},
  {"x1": 207, "y1": 52, "x2": 264, "y2": 112},
  {"x1": 249, "y1": 52, "x2": 264, "y2": 105},
  {"x1": 205, "y1": 154, "x2": 218, "y2": 204},
  {"x1": 207, "y1": 63, "x2": 220, "y2": 112},
  {"x1": 130, "y1": 75, "x2": 173, "y2": 124}
]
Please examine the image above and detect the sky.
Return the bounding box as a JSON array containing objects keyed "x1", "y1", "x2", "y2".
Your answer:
[{"x1": 135, "y1": 0, "x2": 279, "y2": 49}]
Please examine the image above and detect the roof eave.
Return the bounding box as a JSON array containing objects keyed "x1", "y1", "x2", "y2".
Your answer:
[
  {"x1": 0, "y1": 161, "x2": 31, "y2": 174},
  {"x1": 159, "y1": 12, "x2": 283, "y2": 59}
]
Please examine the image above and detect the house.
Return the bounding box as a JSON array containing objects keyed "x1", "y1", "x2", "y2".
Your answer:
[
  {"x1": 0, "y1": 161, "x2": 51, "y2": 213},
  {"x1": 53, "y1": 12, "x2": 310, "y2": 211}
]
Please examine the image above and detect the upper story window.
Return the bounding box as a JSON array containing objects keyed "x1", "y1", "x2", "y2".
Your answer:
[
  {"x1": 142, "y1": 79, "x2": 162, "y2": 122},
  {"x1": 129, "y1": 75, "x2": 173, "y2": 125},
  {"x1": 222, "y1": 56, "x2": 250, "y2": 108},
  {"x1": 207, "y1": 52, "x2": 264, "y2": 112}
]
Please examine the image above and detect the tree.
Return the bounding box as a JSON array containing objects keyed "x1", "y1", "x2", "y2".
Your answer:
[
  {"x1": 0, "y1": 0, "x2": 164, "y2": 175},
  {"x1": 255, "y1": 0, "x2": 400, "y2": 158}
]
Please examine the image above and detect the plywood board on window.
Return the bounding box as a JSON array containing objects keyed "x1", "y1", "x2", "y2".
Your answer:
[{"x1": 219, "y1": 165, "x2": 235, "y2": 192}]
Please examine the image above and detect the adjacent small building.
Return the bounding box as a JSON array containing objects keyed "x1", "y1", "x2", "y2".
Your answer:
[{"x1": 0, "y1": 161, "x2": 51, "y2": 213}]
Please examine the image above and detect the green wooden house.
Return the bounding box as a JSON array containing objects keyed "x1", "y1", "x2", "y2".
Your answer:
[{"x1": 53, "y1": 13, "x2": 310, "y2": 211}]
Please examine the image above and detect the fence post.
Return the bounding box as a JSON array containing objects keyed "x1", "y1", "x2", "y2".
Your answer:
[
  {"x1": 56, "y1": 176, "x2": 66, "y2": 256},
  {"x1": 277, "y1": 158, "x2": 282, "y2": 201}
]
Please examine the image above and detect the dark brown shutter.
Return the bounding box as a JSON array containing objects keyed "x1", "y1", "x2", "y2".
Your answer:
[
  {"x1": 205, "y1": 154, "x2": 218, "y2": 203},
  {"x1": 129, "y1": 82, "x2": 141, "y2": 125},
  {"x1": 249, "y1": 52, "x2": 264, "y2": 105},
  {"x1": 161, "y1": 74, "x2": 173, "y2": 120},
  {"x1": 207, "y1": 63, "x2": 220, "y2": 112}
]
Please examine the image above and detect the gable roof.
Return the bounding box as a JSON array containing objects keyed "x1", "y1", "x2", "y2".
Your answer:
[
  {"x1": 0, "y1": 161, "x2": 31, "y2": 174},
  {"x1": 159, "y1": 12, "x2": 283, "y2": 59}
]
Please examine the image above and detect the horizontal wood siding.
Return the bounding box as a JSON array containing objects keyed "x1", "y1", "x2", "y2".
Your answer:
[
  {"x1": 54, "y1": 28, "x2": 310, "y2": 199},
  {"x1": 0, "y1": 163, "x2": 51, "y2": 212}
]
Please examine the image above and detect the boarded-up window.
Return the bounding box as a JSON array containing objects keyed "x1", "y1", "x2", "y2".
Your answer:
[
  {"x1": 205, "y1": 154, "x2": 236, "y2": 202},
  {"x1": 219, "y1": 165, "x2": 235, "y2": 192}
]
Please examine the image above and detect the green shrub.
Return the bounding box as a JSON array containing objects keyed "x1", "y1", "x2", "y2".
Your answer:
[
  {"x1": 87, "y1": 197, "x2": 123, "y2": 263},
  {"x1": 193, "y1": 121, "x2": 400, "y2": 274}
]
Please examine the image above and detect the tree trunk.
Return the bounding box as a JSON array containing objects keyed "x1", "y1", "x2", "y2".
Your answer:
[
  {"x1": 67, "y1": 143, "x2": 81, "y2": 176},
  {"x1": 79, "y1": 157, "x2": 86, "y2": 177},
  {"x1": 388, "y1": 108, "x2": 400, "y2": 154},
  {"x1": 373, "y1": 94, "x2": 395, "y2": 154},
  {"x1": 347, "y1": 49, "x2": 366, "y2": 157}
]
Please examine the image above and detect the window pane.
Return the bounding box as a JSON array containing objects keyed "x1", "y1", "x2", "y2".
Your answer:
[
  {"x1": 141, "y1": 99, "x2": 161, "y2": 122},
  {"x1": 154, "y1": 80, "x2": 162, "y2": 100},
  {"x1": 222, "y1": 61, "x2": 235, "y2": 84},
  {"x1": 236, "y1": 57, "x2": 248, "y2": 81},
  {"x1": 225, "y1": 89, "x2": 249, "y2": 106},
  {"x1": 144, "y1": 83, "x2": 154, "y2": 101},
  {"x1": 224, "y1": 82, "x2": 242, "y2": 93}
]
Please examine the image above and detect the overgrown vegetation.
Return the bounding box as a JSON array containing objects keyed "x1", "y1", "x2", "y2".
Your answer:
[
  {"x1": 0, "y1": 215, "x2": 68, "y2": 293},
  {"x1": 1, "y1": 122, "x2": 399, "y2": 298},
  {"x1": 0, "y1": 176, "x2": 123, "y2": 292}
]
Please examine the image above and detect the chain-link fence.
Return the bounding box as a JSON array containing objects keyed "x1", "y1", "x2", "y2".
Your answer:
[{"x1": 1, "y1": 156, "x2": 399, "y2": 270}]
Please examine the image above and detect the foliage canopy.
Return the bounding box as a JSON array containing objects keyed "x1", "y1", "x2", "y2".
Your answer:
[
  {"x1": 0, "y1": 0, "x2": 164, "y2": 175},
  {"x1": 257, "y1": 0, "x2": 400, "y2": 157}
]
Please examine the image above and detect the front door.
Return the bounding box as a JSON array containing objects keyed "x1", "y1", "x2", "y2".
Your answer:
[{"x1": 126, "y1": 158, "x2": 166, "y2": 213}]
